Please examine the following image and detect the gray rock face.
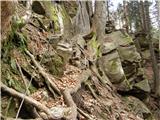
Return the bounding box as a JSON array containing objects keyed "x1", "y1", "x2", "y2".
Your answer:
[
  {"x1": 122, "y1": 96, "x2": 153, "y2": 120},
  {"x1": 99, "y1": 31, "x2": 150, "y2": 93},
  {"x1": 57, "y1": 41, "x2": 73, "y2": 63},
  {"x1": 134, "y1": 79, "x2": 151, "y2": 93},
  {"x1": 100, "y1": 43, "x2": 125, "y2": 83}
]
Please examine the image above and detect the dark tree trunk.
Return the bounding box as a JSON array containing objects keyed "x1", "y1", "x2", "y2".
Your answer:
[{"x1": 140, "y1": 1, "x2": 146, "y2": 31}]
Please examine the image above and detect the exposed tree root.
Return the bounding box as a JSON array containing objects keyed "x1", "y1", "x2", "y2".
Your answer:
[
  {"x1": 63, "y1": 69, "x2": 91, "y2": 120},
  {"x1": 1, "y1": 82, "x2": 53, "y2": 119},
  {"x1": 1, "y1": 116, "x2": 43, "y2": 120},
  {"x1": 24, "y1": 49, "x2": 61, "y2": 96},
  {"x1": 16, "y1": 60, "x2": 30, "y2": 95},
  {"x1": 1, "y1": 68, "x2": 92, "y2": 120},
  {"x1": 63, "y1": 89, "x2": 77, "y2": 120},
  {"x1": 77, "y1": 107, "x2": 93, "y2": 120},
  {"x1": 85, "y1": 82, "x2": 98, "y2": 99},
  {"x1": 90, "y1": 63, "x2": 112, "y2": 87}
]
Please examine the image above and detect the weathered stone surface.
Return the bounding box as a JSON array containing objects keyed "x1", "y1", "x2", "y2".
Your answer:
[
  {"x1": 100, "y1": 31, "x2": 150, "y2": 93},
  {"x1": 134, "y1": 79, "x2": 151, "y2": 92},
  {"x1": 76, "y1": 35, "x2": 86, "y2": 49},
  {"x1": 118, "y1": 45, "x2": 141, "y2": 62},
  {"x1": 100, "y1": 50, "x2": 125, "y2": 83},
  {"x1": 57, "y1": 41, "x2": 73, "y2": 64},
  {"x1": 123, "y1": 96, "x2": 153, "y2": 120},
  {"x1": 108, "y1": 31, "x2": 133, "y2": 46},
  {"x1": 101, "y1": 42, "x2": 116, "y2": 55},
  {"x1": 108, "y1": 31, "x2": 141, "y2": 62}
]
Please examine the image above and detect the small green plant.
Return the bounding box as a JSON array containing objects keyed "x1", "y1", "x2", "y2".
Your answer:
[{"x1": 89, "y1": 33, "x2": 102, "y2": 60}]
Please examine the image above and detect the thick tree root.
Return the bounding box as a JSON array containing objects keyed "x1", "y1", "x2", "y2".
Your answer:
[
  {"x1": 1, "y1": 82, "x2": 76, "y2": 119},
  {"x1": 1, "y1": 69, "x2": 92, "y2": 120},
  {"x1": 16, "y1": 60, "x2": 30, "y2": 95},
  {"x1": 24, "y1": 49, "x2": 61, "y2": 95},
  {"x1": 90, "y1": 64, "x2": 112, "y2": 88},
  {"x1": 77, "y1": 107, "x2": 93, "y2": 120},
  {"x1": 84, "y1": 81, "x2": 98, "y2": 99},
  {"x1": 63, "y1": 69, "x2": 91, "y2": 120},
  {"x1": 1, "y1": 82, "x2": 54, "y2": 119}
]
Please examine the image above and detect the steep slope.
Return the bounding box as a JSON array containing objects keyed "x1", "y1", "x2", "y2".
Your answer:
[{"x1": 1, "y1": 1, "x2": 157, "y2": 120}]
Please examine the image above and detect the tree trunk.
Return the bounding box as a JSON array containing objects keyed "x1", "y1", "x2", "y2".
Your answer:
[
  {"x1": 106, "y1": 0, "x2": 110, "y2": 21},
  {"x1": 123, "y1": 0, "x2": 129, "y2": 33},
  {"x1": 155, "y1": 0, "x2": 160, "y2": 96},
  {"x1": 86, "y1": 1, "x2": 93, "y2": 27},
  {"x1": 74, "y1": 1, "x2": 91, "y2": 35},
  {"x1": 144, "y1": 1, "x2": 160, "y2": 96},
  {"x1": 140, "y1": 1, "x2": 146, "y2": 31},
  {"x1": 92, "y1": 1, "x2": 107, "y2": 43},
  {"x1": 61, "y1": 3, "x2": 74, "y2": 39},
  {"x1": 1, "y1": 1, "x2": 16, "y2": 42}
]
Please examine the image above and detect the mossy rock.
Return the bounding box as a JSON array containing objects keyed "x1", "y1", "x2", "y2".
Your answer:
[
  {"x1": 118, "y1": 45, "x2": 141, "y2": 62},
  {"x1": 108, "y1": 31, "x2": 133, "y2": 47},
  {"x1": 43, "y1": 1, "x2": 60, "y2": 31},
  {"x1": 108, "y1": 31, "x2": 141, "y2": 62},
  {"x1": 2, "y1": 55, "x2": 36, "y2": 94},
  {"x1": 101, "y1": 51, "x2": 125, "y2": 83},
  {"x1": 87, "y1": 34, "x2": 101, "y2": 61},
  {"x1": 42, "y1": 54, "x2": 65, "y2": 77},
  {"x1": 1, "y1": 96, "x2": 18, "y2": 118},
  {"x1": 122, "y1": 96, "x2": 153, "y2": 120},
  {"x1": 134, "y1": 79, "x2": 150, "y2": 92},
  {"x1": 100, "y1": 42, "x2": 116, "y2": 55}
]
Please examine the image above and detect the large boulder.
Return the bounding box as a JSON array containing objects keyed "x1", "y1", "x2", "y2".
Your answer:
[
  {"x1": 108, "y1": 31, "x2": 141, "y2": 62},
  {"x1": 100, "y1": 42, "x2": 125, "y2": 83},
  {"x1": 101, "y1": 31, "x2": 150, "y2": 93}
]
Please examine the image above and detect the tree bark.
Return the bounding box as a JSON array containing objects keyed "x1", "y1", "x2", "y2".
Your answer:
[
  {"x1": 1, "y1": 1, "x2": 16, "y2": 42},
  {"x1": 92, "y1": 1, "x2": 107, "y2": 43},
  {"x1": 123, "y1": 0, "x2": 129, "y2": 33},
  {"x1": 140, "y1": 1, "x2": 146, "y2": 31},
  {"x1": 74, "y1": 1, "x2": 91, "y2": 35},
  {"x1": 144, "y1": 1, "x2": 160, "y2": 96},
  {"x1": 155, "y1": 0, "x2": 160, "y2": 96}
]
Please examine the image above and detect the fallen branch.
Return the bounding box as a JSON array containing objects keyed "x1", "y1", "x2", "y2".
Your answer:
[
  {"x1": 1, "y1": 82, "x2": 77, "y2": 119},
  {"x1": 24, "y1": 49, "x2": 61, "y2": 95},
  {"x1": 63, "y1": 69, "x2": 91, "y2": 120},
  {"x1": 1, "y1": 68, "x2": 91, "y2": 120},
  {"x1": 16, "y1": 60, "x2": 30, "y2": 95},
  {"x1": 1, "y1": 82, "x2": 52, "y2": 119}
]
